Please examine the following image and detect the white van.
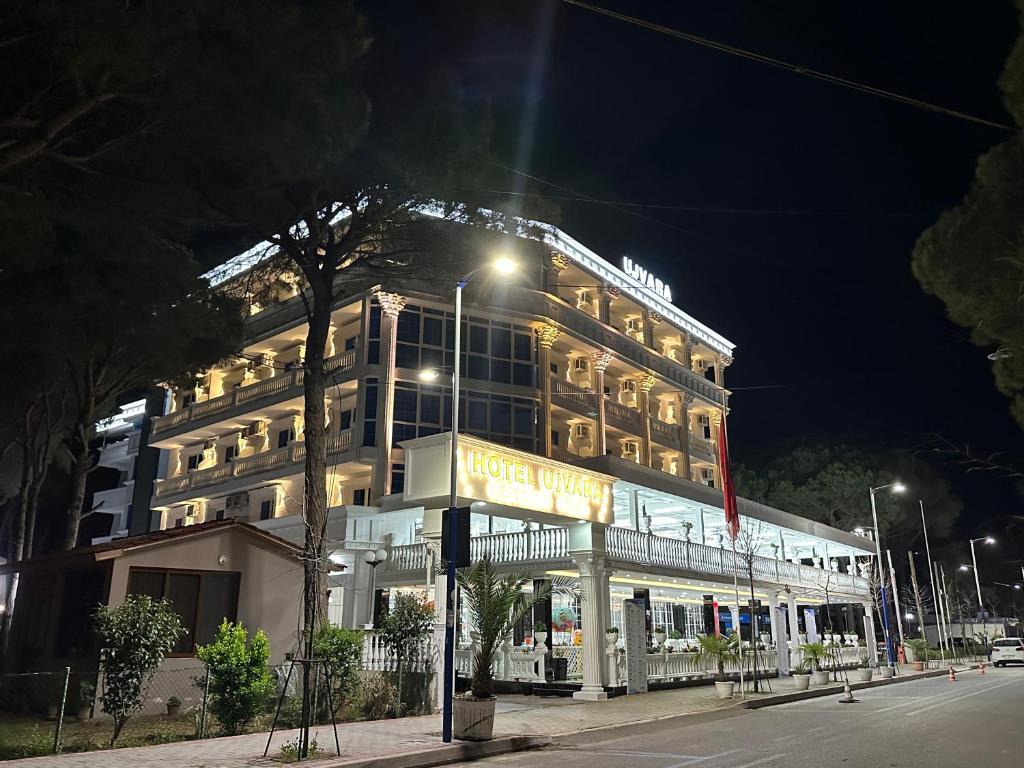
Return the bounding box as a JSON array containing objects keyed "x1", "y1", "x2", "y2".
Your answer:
[{"x1": 991, "y1": 637, "x2": 1024, "y2": 666}]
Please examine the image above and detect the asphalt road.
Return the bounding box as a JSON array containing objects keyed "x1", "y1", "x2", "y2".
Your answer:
[{"x1": 458, "y1": 667, "x2": 1024, "y2": 768}]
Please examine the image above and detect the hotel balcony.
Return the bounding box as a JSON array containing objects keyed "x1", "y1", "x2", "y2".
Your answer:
[
  {"x1": 153, "y1": 430, "x2": 356, "y2": 504},
  {"x1": 382, "y1": 526, "x2": 870, "y2": 598},
  {"x1": 151, "y1": 349, "x2": 359, "y2": 439}
]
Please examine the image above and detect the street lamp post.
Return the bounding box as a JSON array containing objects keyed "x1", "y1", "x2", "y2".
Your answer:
[
  {"x1": 963, "y1": 535, "x2": 996, "y2": 658},
  {"x1": 429, "y1": 256, "x2": 516, "y2": 744},
  {"x1": 869, "y1": 482, "x2": 905, "y2": 666},
  {"x1": 362, "y1": 548, "x2": 389, "y2": 628}
]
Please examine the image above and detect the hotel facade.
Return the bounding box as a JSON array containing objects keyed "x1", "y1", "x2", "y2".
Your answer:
[{"x1": 134, "y1": 216, "x2": 875, "y2": 696}]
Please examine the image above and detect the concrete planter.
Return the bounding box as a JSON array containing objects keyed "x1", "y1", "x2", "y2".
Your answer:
[
  {"x1": 714, "y1": 681, "x2": 735, "y2": 699},
  {"x1": 881, "y1": 666, "x2": 895, "y2": 678},
  {"x1": 811, "y1": 670, "x2": 831, "y2": 685},
  {"x1": 792, "y1": 674, "x2": 811, "y2": 691},
  {"x1": 453, "y1": 696, "x2": 497, "y2": 741},
  {"x1": 911, "y1": 661, "x2": 925, "y2": 672},
  {"x1": 534, "y1": 632, "x2": 548, "y2": 648},
  {"x1": 857, "y1": 668, "x2": 873, "y2": 682}
]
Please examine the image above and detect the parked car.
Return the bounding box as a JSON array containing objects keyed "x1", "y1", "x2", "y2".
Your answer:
[{"x1": 990, "y1": 637, "x2": 1024, "y2": 666}]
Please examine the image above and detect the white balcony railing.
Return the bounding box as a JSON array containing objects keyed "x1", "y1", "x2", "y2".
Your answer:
[
  {"x1": 153, "y1": 430, "x2": 353, "y2": 499},
  {"x1": 152, "y1": 350, "x2": 358, "y2": 435},
  {"x1": 382, "y1": 528, "x2": 868, "y2": 596}
]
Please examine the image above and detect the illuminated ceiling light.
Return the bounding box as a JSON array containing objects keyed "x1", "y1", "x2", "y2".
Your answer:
[{"x1": 493, "y1": 256, "x2": 517, "y2": 275}]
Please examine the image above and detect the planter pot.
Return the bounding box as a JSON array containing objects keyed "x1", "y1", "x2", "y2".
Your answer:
[
  {"x1": 75, "y1": 707, "x2": 91, "y2": 720},
  {"x1": 714, "y1": 680, "x2": 735, "y2": 699},
  {"x1": 792, "y1": 674, "x2": 811, "y2": 691},
  {"x1": 655, "y1": 632, "x2": 667, "y2": 645},
  {"x1": 166, "y1": 703, "x2": 181, "y2": 717},
  {"x1": 811, "y1": 670, "x2": 831, "y2": 685},
  {"x1": 880, "y1": 666, "x2": 895, "y2": 678},
  {"x1": 911, "y1": 661, "x2": 925, "y2": 672},
  {"x1": 857, "y1": 668, "x2": 873, "y2": 682},
  {"x1": 534, "y1": 632, "x2": 548, "y2": 648},
  {"x1": 605, "y1": 632, "x2": 619, "y2": 646},
  {"x1": 453, "y1": 696, "x2": 496, "y2": 741}
]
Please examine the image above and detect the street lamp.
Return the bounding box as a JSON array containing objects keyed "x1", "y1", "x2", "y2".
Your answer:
[
  {"x1": 436, "y1": 256, "x2": 517, "y2": 744},
  {"x1": 968, "y1": 535, "x2": 996, "y2": 657},
  {"x1": 362, "y1": 549, "x2": 388, "y2": 628},
  {"x1": 869, "y1": 482, "x2": 905, "y2": 666}
]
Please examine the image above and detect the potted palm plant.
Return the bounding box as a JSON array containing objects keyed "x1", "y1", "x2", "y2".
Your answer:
[
  {"x1": 905, "y1": 639, "x2": 928, "y2": 672},
  {"x1": 454, "y1": 558, "x2": 550, "y2": 741},
  {"x1": 695, "y1": 633, "x2": 739, "y2": 698},
  {"x1": 533, "y1": 621, "x2": 548, "y2": 649},
  {"x1": 800, "y1": 642, "x2": 830, "y2": 684},
  {"x1": 791, "y1": 658, "x2": 811, "y2": 690}
]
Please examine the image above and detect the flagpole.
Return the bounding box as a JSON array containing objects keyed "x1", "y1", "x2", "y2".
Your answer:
[
  {"x1": 718, "y1": 411, "x2": 744, "y2": 699},
  {"x1": 732, "y1": 536, "x2": 745, "y2": 699}
]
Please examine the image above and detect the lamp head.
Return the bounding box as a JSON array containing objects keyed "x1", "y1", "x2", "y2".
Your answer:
[
  {"x1": 418, "y1": 368, "x2": 440, "y2": 382},
  {"x1": 493, "y1": 256, "x2": 517, "y2": 275},
  {"x1": 960, "y1": 564, "x2": 971, "y2": 571},
  {"x1": 985, "y1": 536, "x2": 996, "y2": 545},
  {"x1": 853, "y1": 527, "x2": 865, "y2": 535},
  {"x1": 892, "y1": 482, "x2": 907, "y2": 494}
]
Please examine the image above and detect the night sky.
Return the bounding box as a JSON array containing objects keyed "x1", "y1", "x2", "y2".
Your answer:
[{"x1": 365, "y1": 2, "x2": 1021, "y2": 569}]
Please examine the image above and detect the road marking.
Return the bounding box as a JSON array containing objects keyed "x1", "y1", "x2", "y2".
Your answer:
[
  {"x1": 662, "y1": 748, "x2": 744, "y2": 768},
  {"x1": 804, "y1": 726, "x2": 828, "y2": 733},
  {"x1": 902, "y1": 676, "x2": 1024, "y2": 716},
  {"x1": 723, "y1": 754, "x2": 786, "y2": 768},
  {"x1": 569, "y1": 750, "x2": 705, "y2": 759}
]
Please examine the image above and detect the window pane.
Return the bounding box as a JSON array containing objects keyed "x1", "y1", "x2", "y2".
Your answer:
[
  {"x1": 397, "y1": 312, "x2": 420, "y2": 343},
  {"x1": 490, "y1": 400, "x2": 512, "y2": 434},
  {"x1": 422, "y1": 317, "x2": 443, "y2": 346},
  {"x1": 395, "y1": 343, "x2": 419, "y2": 370},
  {"x1": 514, "y1": 333, "x2": 532, "y2": 361},
  {"x1": 421, "y1": 394, "x2": 441, "y2": 424},
  {"x1": 467, "y1": 355, "x2": 488, "y2": 380},
  {"x1": 394, "y1": 388, "x2": 418, "y2": 422},
  {"x1": 195, "y1": 573, "x2": 240, "y2": 647},
  {"x1": 421, "y1": 346, "x2": 443, "y2": 370},
  {"x1": 469, "y1": 325, "x2": 488, "y2": 354},
  {"x1": 167, "y1": 573, "x2": 201, "y2": 654},
  {"x1": 492, "y1": 328, "x2": 511, "y2": 359},
  {"x1": 490, "y1": 359, "x2": 511, "y2": 383},
  {"x1": 468, "y1": 399, "x2": 487, "y2": 429},
  {"x1": 514, "y1": 406, "x2": 533, "y2": 435},
  {"x1": 513, "y1": 363, "x2": 533, "y2": 387},
  {"x1": 367, "y1": 340, "x2": 380, "y2": 365},
  {"x1": 128, "y1": 570, "x2": 166, "y2": 600},
  {"x1": 369, "y1": 305, "x2": 381, "y2": 339},
  {"x1": 394, "y1": 423, "x2": 417, "y2": 442}
]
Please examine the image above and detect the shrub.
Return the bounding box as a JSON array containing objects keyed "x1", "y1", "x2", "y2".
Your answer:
[
  {"x1": 196, "y1": 620, "x2": 275, "y2": 735},
  {"x1": 280, "y1": 736, "x2": 321, "y2": 763},
  {"x1": 668, "y1": 629, "x2": 683, "y2": 640},
  {"x1": 312, "y1": 625, "x2": 364, "y2": 717},
  {"x1": 377, "y1": 593, "x2": 434, "y2": 712},
  {"x1": 354, "y1": 673, "x2": 398, "y2": 721},
  {"x1": 93, "y1": 595, "x2": 185, "y2": 745}
]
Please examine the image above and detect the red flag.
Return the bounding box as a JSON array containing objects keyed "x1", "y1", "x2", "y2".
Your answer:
[{"x1": 717, "y1": 415, "x2": 740, "y2": 541}]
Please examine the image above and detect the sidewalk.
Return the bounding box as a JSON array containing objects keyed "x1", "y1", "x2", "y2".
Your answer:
[{"x1": 6, "y1": 664, "x2": 951, "y2": 768}]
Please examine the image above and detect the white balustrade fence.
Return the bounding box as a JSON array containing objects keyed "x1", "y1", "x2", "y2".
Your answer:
[{"x1": 361, "y1": 631, "x2": 435, "y2": 673}]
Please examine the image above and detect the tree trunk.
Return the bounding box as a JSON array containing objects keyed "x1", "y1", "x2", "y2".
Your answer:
[
  {"x1": 301, "y1": 275, "x2": 333, "y2": 644},
  {"x1": 63, "y1": 422, "x2": 92, "y2": 551}
]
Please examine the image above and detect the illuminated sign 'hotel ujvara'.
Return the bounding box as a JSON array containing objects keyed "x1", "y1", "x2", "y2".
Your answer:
[{"x1": 622, "y1": 256, "x2": 672, "y2": 303}]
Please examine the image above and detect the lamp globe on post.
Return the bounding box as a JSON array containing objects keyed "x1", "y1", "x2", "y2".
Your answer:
[
  {"x1": 868, "y1": 481, "x2": 905, "y2": 667},
  {"x1": 363, "y1": 549, "x2": 388, "y2": 629},
  {"x1": 968, "y1": 535, "x2": 996, "y2": 658}
]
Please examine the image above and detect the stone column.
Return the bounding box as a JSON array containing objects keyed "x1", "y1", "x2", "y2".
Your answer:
[
  {"x1": 537, "y1": 325, "x2": 560, "y2": 458},
  {"x1": 599, "y1": 285, "x2": 619, "y2": 325},
  {"x1": 371, "y1": 290, "x2": 406, "y2": 502},
  {"x1": 708, "y1": 409, "x2": 724, "y2": 488},
  {"x1": 715, "y1": 354, "x2": 732, "y2": 388},
  {"x1": 568, "y1": 523, "x2": 609, "y2": 700},
  {"x1": 637, "y1": 374, "x2": 656, "y2": 467},
  {"x1": 640, "y1": 309, "x2": 655, "y2": 348},
  {"x1": 786, "y1": 592, "x2": 800, "y2": 668},
  {"x1": 573, "y1": 553, "x2": 610, "y2": 700},
  {"x1": 676, "y1": 393, "x2": 693, "y2": 480},
  {"x1": 681, "y1": 334, "x2": 694, "y2": 370},
  {"x1": 547, "y1": 251, "x2": 570, "y2": 295},
  {"x1": 863, "y1": 602, "x2": 879, "y2": 664},
  {"x1": 592, "y1": 351, "x2": 612, "y2": 456}
]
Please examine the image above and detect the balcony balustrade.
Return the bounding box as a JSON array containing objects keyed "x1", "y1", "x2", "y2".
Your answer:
[
  {"x1": 382, "y1": 527, "x2": 868, "y2": 596},
  {"x1": 604, "y1": 398, "x2": 643, "y2": 432},
  {"x1": 153, "y1": 430, "x2": 353, "y2": 499},
  {"x1": 151, "y1": 349, "x2": 358, "y2": 436}
]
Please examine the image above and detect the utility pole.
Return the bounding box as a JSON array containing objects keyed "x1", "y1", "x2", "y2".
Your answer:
[
  {"x1": 887, "y1": 550, "x2": 906, "y2": 647},
  {"x1": 908, "y1": 551, "x2": 926, "y2": 639}
]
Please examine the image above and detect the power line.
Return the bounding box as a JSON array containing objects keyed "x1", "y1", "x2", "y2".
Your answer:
[{"x1": 561, "y1": 0, "x2": 1018, "y2": 133}]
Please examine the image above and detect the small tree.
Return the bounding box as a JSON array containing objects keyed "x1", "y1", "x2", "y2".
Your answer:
[
  {"x1": 196, "y1": 620, "x2": 275, "y2": 735},
  {"x1": 695, "y1": 632, "x2": 739, "y2": 680},
  {"x1": 456, "y1": 558, "x2": 551, "y2": 700},
  {"x1": 93, "y1": 595, "x2": 184, "y2": 745},
  {"x1": 312, "y1": 625, "x2": 365, "y2": 718},
  {"x1": 377, "y1": 593, "x2": 434, "y2": 713}
]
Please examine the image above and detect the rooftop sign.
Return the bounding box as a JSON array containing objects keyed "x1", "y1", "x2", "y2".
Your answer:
[{"x1": 622, "y1": 257, "x2": 672, "y2": 303}]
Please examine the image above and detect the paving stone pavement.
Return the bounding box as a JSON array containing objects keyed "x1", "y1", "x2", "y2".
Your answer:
[{"x1": 5, "y1": 665, "x2": 936, "y2": 768}]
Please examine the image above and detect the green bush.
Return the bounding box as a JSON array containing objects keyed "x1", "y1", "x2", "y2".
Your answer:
[
  {"x1": 377, "y1": 593, "x2": 433, "y2": 712},
  {"x1": 312, "y1": 625, "x2": 364, "y2": 716},
  {"x1": 196, "y1": 620, "x2": 275, "y2": 735},
  {"x1": 93, "y1": 595, "x2": 185, "y2": 745}
]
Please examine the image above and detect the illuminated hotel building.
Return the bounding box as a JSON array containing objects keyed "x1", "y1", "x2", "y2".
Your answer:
[{"x1": 144, "y1": 216, "x2": 875, "y2": 697}]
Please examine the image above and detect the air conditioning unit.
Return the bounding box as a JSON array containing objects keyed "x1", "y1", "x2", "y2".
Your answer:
[
  {"x1": 694, "y1": 358, "x2": 707, "y2": 372},
  {"x1": 184, "y1": 504, "x2": 197, "y2": 518},
  {"x1": 225, "y1": 492, "x2": 250, "y2": 509},
  {"x1": 626, "y1": 317, "x2": 642, "y2": 334},
  {"x1": 573, "y1": 357, "x2": 590, "y2": 373},
  {"x1": 253, "y1": 353, "x2": 273, "y2": 368},
  {"x1": 700, "y1": 468, "x2": 715, "y2": 486},
  {"x1": 244, "y1": 421, "x2": 267, "y2": 438},
  {"x1": 621, "y1": 379, "x2": 637, "y2": 393},
  {"x1": 621, "y1": 440, "x2": 639, "y2": 457},
  {"x1": 698, "y1": 415, "x2": 710, "y2": 428},
  {"x1": 576, "y1": 291, "x2": 593, "y2": 309},
  {"x1": 574, "y1": 424, "x2": 591, "y2": 440}
]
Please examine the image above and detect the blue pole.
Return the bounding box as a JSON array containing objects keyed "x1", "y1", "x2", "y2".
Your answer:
[
  {"x1": 879, "y1": 583, "x2": 896, "y2": 665},
  {"x1": 441, "y1": 505, "x2": 458, "y2": 742}
]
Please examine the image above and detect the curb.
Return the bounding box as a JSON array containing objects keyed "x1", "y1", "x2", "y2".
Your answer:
[
  {"x1": 306, "y1": 735, "x2": 549, "y2": 768},
  {"x1": 738, "y1": 666, "x2": 974, "y2": 709}
]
